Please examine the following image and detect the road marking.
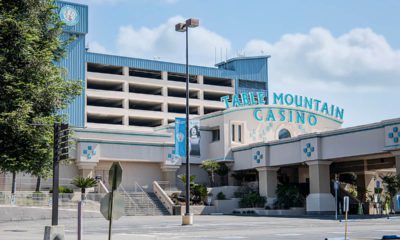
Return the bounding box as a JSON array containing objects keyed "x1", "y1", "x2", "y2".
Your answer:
[
  {"x1": 375, "y1": 229, "x2": 400, "y2": 232},
  {"x1": 274, "y1": 233, "x2": 302, "y2": 236},
  {"x1": 218, "y1": 237, "x2": 248, "y2": 239}
]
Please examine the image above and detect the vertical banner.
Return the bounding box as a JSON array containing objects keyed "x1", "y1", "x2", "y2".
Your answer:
[
  {"x1": 189, "y1": 119, "x2": 201, "y2": 156},
  {"x1": 175, "y1": 118, "x2": 186, "y2": 158}
]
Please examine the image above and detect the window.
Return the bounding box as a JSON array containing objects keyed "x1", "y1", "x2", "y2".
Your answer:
[
  {"x1": 231, "y1": 125, "x2": 235, "y2": 142},
  {"x1": 278, "y1": 128, "x2": 291, "y2": 140},
  {"x1": 238, "y1": 125, "x2": 242, "y2": 142},
  {"x1": 231, "y1": 122, "x2": 244, "y2": 143},
  {"x1": 212, "y1": 128, "x2": 220, "y2": 142}
]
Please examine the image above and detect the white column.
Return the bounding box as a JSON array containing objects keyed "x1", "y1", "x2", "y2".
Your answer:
[
  {"x1": 306, "y1": 160, "x2": 335, "y2": 214},
  {"x1": 256, "y1": 167, "x2": 279, "y2": 206},
  {"x1": 162, "y1": 71, "x2": 168, "y2": 81},
  {"x1": 122, "y1": 66, "x2": 129, "y2": 76},
  {"x1": 392, "y1": 151, "x2": 400, "y2": 175}
]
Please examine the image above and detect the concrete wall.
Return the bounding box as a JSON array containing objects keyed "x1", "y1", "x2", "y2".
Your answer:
[
  {"x1": 176, "y1": 164, "x2": 210, "y2": 190},
  {"x1": 94, "y1": 161, "x2": 162, "y2": 192}
]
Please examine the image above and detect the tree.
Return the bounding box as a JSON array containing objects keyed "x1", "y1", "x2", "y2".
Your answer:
[
  {"x1": 0, "y1": 0, "x2": 81, "y2": 193},
  {"x1": 201, "y1": 160, "x2": 220, "y2": 187},
  {"x1": 71, "y1": 176, "x2": 97, "y2": 201},
  {"x1": 380, "y1": 174, "x2": 400, "y2": 214}
]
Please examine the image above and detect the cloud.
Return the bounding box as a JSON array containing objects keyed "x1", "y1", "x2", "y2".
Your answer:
[
  {"x1": 116, "y1": 16, "x2": 231, "y2": 66},
  {"x1": 87, "y1": 22, "x2": 400, "y2": 126},
  {"x1": 242, "y1": 28, "x2": 400, "y2": 126},
  {"x1": 243, "y1": 27, "x2": 400, "y2": 93},
  {"x1": 87, "y1": 41, "x2": 110, "y2": 54}
]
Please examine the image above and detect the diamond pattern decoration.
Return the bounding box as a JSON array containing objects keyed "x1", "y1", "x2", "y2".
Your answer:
[
  {"x1": 265, "y1": 122, "x2": 274, "y2": 132},
  {"x1": 259, "y1": 128, "x2": 268, "y2": 142},
  {"x1": 303, "y1": 143, "x2": 315, "y2": 158},
  {"x1": 298, "y1": 124, "x2": 306, "y2": 133},
  {"x1": 250, "y1": 129, "x2": 257, "y2": 141},
  {"x1": 82, "y1": 145, "x2": 96, "y2": 160},
  {"x1": 253, "y1": 150, "x2": 263, "y2": 164},
  {"x1": 388, "y1": 126, "x2": 399, "y2": 143},
  {"x1": 167, "y1": 149, "x2": 176, "y2": 161}
]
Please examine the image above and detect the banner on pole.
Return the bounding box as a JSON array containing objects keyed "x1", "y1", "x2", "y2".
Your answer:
[
  {"x1": 175, "y1": 118, "x2": 186, "y2": 158},
  {"x1": 189, "y1": 119, "x2": 201, "y2": 156}
]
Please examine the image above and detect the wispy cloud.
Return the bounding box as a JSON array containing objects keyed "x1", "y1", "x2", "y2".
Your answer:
[{"x1": 116, "y1": 16, "x2": 231, "y2": 66}]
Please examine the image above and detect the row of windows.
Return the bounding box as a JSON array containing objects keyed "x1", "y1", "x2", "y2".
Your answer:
[
  {"x1": 86, "y1": 80, "x2": 232, "y2": 101},
  {"x1": 211, "y1": 124, "x2": 291, "y2": 144},
  {"x1": 87, "y1": 63, "x2": 234, "y2": 87}
]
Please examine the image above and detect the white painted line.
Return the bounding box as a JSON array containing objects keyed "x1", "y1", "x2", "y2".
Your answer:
[
  {"x1": 218, "y1": 237, "x2": 248, "y2": 239},
  {"x1": 274, "y1": 233, "x2": 303, "y2": 236},
  {"x1": 375, "y1": 229, "x2": 400, "y2": 232}
]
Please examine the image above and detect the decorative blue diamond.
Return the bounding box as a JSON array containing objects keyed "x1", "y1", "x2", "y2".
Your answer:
[
  {"x1": 395, "y1": 137, "x2": 399, "y2": 143},
  {"x1": 168, "y1": 154, "x2": 172, "y2": 159},
  {"x1": 304, "y1": 143, "x2": 315, "y2": 158},
  {"x1": 389, "y1": 133, "x2": 394, "y2": 138},
  {"x1": 394, "y1": 127, "x2": 398, "y2": 132},
  {"x1": 82, "y1": 146, "x2": 97, "y2": 159}
]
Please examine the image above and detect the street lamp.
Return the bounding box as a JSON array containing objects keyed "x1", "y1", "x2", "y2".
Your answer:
[{"x1": 175, "y1": 18, "x2": 199, "y2": 226}]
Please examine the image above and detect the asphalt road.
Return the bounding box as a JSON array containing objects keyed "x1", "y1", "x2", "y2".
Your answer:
[{"x1": 1, "y1": 215, "x2": 400, "y2": 240}]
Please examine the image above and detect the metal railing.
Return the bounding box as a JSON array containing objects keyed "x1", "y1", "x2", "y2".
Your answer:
[
  {"x1": 0, "y1": 191, "x2": 102, "y2": 211},
  {"x1": 118, "y1": 183, "x2": 157, "y2": 216}
]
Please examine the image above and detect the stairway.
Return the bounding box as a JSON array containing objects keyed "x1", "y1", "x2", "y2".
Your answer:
[{"x1": 121, "y1": 191, "x2": 170, "y2": 216}]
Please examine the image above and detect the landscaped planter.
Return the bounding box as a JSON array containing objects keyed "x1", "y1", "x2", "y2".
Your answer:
[
  {"x1": 233, "y1": 207, "x2": 305, "y2": 216},
  {"x1": 180, "y1": 205, "x2": 216, "y2": 215},
  {"x1": 213, "y1": 198, "x2": 240, "y2": 214}
]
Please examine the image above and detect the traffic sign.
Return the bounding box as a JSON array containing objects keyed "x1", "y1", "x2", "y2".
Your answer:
[
  {"x1": 109, "y1": 162, "x2": 123, "y2": 190},
  {"x1": 100, "y1": 192, "x2": 125, "y2": 221}
]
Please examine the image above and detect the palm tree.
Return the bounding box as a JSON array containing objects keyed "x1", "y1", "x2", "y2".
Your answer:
[
  {"x1": 201, "y1": 160, "x2": 220, "y2": 187},
  {"x1": 71, "y1": 176, "x2": 97, "y2": 201}
]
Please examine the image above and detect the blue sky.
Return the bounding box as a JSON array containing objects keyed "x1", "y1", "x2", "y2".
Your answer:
[{"x1": 69, "y1": 0, "x2": 400, "y2": 127}]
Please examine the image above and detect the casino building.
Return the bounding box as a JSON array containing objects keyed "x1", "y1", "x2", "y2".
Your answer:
[{"x1": 1, "y1": 1, "x2": 399, "y2": 215}]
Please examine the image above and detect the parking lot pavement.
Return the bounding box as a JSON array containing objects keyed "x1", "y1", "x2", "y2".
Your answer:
[{"x1": 1, "y1": 215, "x2": 400, "y2": 240}]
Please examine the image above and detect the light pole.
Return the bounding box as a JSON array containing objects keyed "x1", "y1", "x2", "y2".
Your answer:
[{"x1": 175, "y1": 18, "x2": 199, "y2": 225}]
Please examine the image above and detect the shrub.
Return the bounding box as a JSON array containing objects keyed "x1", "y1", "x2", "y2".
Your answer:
[
  {"x1": 216, "y1": 192, "x2": 226, "y2": 200},
  {"x1": 191, "y1": 184, "x2": 207, "y2": 204},
  {"x1": 239, "y1": 192, "x2": 266, "y2": 208},
  {"x1": 234, "y1": 186, "x2": 253, "y2": 198},
  {"x1": 275, "y1": 183, "x2": 304, "y2": 209},
  {"x1": 49, "y1": 186, "x2": 73, "y2": 194}
]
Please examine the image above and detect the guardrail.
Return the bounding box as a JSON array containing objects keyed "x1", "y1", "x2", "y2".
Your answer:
[
  {"x1": 0, "y1": 191, "x2": 102, "y2": 211},
  {"x1": 153, "y1": 181, "x2": 175, "y2": 215}
]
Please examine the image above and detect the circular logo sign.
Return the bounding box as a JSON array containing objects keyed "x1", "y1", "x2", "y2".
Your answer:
[
  {"x1": 177, "y1": 133, "x2": 184, "y2": 142},
  {"x1": 59, "y1": 5, "x2": 79, "y2": 26}
]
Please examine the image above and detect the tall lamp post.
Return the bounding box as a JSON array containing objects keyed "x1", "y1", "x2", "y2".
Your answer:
[{"x1": 175, "y1": 18, "x2": 199, "y2": 225}]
